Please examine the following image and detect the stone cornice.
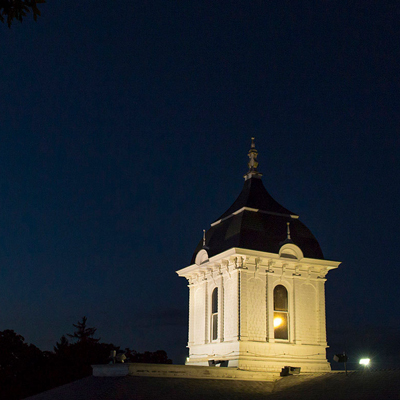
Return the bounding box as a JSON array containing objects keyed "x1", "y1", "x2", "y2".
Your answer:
[{"x1": 177, "y1": 247, "x2": 340, "y2": 282}]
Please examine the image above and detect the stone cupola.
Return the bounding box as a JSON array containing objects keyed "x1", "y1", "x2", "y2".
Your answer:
[{"x1": 177, "y1": 139, "x2": 340, "y2": 372}]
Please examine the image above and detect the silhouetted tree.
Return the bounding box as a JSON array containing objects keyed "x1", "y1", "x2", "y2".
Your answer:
[
  {"x1": 53, "y1": 317, "x2": 118, "y2": 381},
  {"x1": 0, "y1": 330, "x2": 47, "y2": 399},
  {"x1": 0, "y1": 320, "x2": 173, "y2": 399},
  {"x1": 54, "y1": 334, "x2": 69, "y2": 355},
  {"x1": 67, "y1": 316, "x2": 100, "y2": 344},
  {"x1": 0, "y1": 0, "x2": 45, "y2": 27}
]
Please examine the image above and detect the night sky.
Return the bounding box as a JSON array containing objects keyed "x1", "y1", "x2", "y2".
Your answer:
[{"x1": 0, "y1": 1, "x2": 399, "y2": 368}]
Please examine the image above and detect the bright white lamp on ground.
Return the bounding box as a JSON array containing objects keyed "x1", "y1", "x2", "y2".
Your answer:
[{"x1": 359, "y1": 358, "x2": 370, "y2": 366}]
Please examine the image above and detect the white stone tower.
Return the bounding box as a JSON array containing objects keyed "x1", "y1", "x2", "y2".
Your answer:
[{"x1": 176, "y1": 139, "x2": 340, "y2": 372}]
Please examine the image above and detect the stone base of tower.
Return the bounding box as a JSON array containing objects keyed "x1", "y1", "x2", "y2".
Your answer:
[{"x1": 186, "y1": 341, "x2": 331, "y2": 373}]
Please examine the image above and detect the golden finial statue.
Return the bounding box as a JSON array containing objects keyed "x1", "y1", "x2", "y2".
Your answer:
[{"x1": 244, "y1": 137, "x2": 263, "y2": 180}]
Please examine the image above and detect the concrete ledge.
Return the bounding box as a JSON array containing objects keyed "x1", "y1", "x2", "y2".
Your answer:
[
  {"x1": 92, "y1": 363, "x2": 280, "y2": 381},
  {"x1": 93, "y1": 364, "x2": 129, "y2": 377}
]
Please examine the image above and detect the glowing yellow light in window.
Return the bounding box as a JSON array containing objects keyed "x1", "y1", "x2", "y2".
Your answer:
[{"x1": 274, "y1": 317, "x2": 283, "y2": 328}]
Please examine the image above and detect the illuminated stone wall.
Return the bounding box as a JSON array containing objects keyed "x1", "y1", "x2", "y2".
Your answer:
[{"x1": 177, "y1": 246, "x2": 339, "y2": 372}]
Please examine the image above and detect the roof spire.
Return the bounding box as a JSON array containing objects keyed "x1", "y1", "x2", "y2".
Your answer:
[
  {"x1": 203, "y1": 229, "x2": 206, "y2": 247},
  {"x1": 287, "y1": 222, "x2": 291, "y2": 240},
  {"x1": 244, "y1": 137, "x2": 263, "y2": 180}
]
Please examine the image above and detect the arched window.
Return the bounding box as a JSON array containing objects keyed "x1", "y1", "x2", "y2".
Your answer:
[
  {"x1": 273, "y1": 285, "x2": 288, "y2": 340},
  {"x1": 211, "y1": 288, "x2": 218, "y2": 341}
]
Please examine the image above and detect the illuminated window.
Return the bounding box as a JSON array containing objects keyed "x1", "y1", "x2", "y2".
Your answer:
[
  {"x1": 211, "y1": 288, "x2": 218, "y2": 341},
  {"x1": 273, "y1": 285, "x2": 288, "y2": 340}
]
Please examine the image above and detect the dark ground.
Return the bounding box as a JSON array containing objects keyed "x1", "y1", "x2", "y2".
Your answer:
[{"x1": 26, "y1": 370, "x2": 400, "y2": 400}]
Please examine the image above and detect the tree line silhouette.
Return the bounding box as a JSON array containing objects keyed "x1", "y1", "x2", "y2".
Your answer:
[
  {"x1": 0, "y1": 317, "x2": 172, "y2": 400},
  {"x1": 0, "y1": 0, "x2": 45, "y2": 27}
]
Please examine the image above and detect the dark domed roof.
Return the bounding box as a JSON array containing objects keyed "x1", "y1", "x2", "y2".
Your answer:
[{"x1": 190, "y1": 140, "x2": 324, "y2": 264}]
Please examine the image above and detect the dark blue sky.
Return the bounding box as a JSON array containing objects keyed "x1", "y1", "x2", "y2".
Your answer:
[{"x1": 0, "y1": 1, "x2": 399, "y2": 366}]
